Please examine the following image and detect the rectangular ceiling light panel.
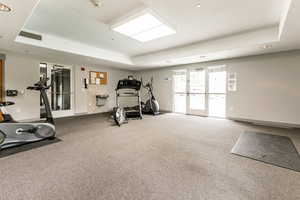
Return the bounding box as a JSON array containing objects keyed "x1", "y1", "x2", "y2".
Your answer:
[{"x1": 112, "y1": 12, "x2": 176, "y2": 42}]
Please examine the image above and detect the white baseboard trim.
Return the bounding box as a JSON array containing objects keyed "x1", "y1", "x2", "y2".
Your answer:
[{"x1": 228, "y1": 117, "x2": 300, "y2": 129}]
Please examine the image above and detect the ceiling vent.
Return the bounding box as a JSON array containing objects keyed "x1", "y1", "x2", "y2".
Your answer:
[{"x1": 19, "y1": 31, "x2": 42, "y2": 41}]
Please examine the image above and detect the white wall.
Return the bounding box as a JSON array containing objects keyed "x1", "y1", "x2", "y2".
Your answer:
[
  {"x1": 3, "y1": 50, "x2": 300, "y2": 125},
  {"x1": 4, "y1": 53, "x2": 40, "y2": 121},
  {"x1": 74, "y1": 65, "x2": 131, "y2": 115},
  {"x1": 136, "y1": 50, "x2": 300, "y2": 126},
  {"x1": 3, "y1": 52, "x2": 132, "y2": 121}
]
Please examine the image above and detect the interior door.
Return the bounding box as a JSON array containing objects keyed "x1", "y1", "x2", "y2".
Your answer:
[
  {"x1": 187, "y1": 68, "x2": 208, "y2": 116},
  {"x1": 0, "y1": 60, "x2": 3, "y2": 122},
  {"x1": 47, "y1": 64, "x2": 74, "y2": 118},
  {"x1": 0, "y1": 60, "x2": 3, "y2": 101}
]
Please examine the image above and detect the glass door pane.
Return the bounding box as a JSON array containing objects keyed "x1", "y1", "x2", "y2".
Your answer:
[
  {"x1": 51, "y1": 67, "x2": 71, "y2": 111},
  {"x1": 190, "y1": 94, "x2": 206, "y2": 110},
  {"x1": 208, "y1": 68, "x2": 227, "y2": 117},
  {"x1": 40, "y1": 63, "x2": 48, "y2": 119},
  {"x1": 209, "y1": 71, "x2": 226, "y2": 94},
  {"x1": 173, "y1": 70, "x2": 187, "y2": 113},
  {"x1": 208, "y1": 94, "x2": 226, "y2": 117},
  {"x1": 174, "y1": 93, "x2": 187, "y2": 113},
  {"x1": 188, "y1": 69, "x2": 208, "y2": 116}
]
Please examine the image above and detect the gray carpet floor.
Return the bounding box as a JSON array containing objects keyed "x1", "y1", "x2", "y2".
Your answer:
[{"x1": 0, "y1": 113, "x2": 300, "y2": 200}]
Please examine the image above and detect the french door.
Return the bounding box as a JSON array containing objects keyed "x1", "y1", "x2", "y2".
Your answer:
[
  {"x1": 207, "y1": 66, "x2": 227, "y2": 118},
  {"x1": 173, "y1": 68, "x2": 208, "y2": 116},
  {"x1": 173, "y1": 66, "x2": 226, "y2": 117}
]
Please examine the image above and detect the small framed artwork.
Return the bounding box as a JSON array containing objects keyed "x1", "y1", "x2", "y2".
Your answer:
[{"x1": 228, "y1": 72, "x2": 237, "y2": 92}]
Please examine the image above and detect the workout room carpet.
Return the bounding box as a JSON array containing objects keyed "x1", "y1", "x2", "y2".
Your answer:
[{"x1": 0, "y1": 113, "x2": 300, "y2": 200}]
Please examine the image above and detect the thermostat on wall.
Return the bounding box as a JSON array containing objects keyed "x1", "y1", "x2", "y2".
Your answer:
[{"x1": 6, "y1": 90, "x2": 18, "y2": 97}]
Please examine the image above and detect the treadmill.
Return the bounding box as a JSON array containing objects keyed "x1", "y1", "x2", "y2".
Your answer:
[{"x1": 115, "y1": 76, "x2": 143, "y2": 119}]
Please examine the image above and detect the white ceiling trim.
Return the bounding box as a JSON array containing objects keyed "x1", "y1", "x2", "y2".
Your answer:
[
  {"x1": 0, "y1": 0, "x2": 40, "y2": 43},
  {"x1": 1, "y1": 0, "x2": 300, "y2": 70},
  {"x1": 14, "y1": 24, "x2": 280, "y2": 68},
  {"x1": 132, "y1": 25, "x2": 280, "y2": 66},
  {"x1": 15, "y1": 30, "x2": 133, "y2": 65}
]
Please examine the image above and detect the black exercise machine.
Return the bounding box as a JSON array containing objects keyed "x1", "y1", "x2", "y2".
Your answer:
[
  {"x1": 141, "y1": 77, "x2": 160, "y2": 115},
  {"x1": 113, "y1": 76, "x2": 142, "y2": 126},
  {"x1": 0, "y1": 78, "x2": 56, "y2": 150}
]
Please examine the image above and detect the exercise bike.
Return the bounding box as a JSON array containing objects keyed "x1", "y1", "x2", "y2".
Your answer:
[
  {"x1": 141, "y1": 77, "x2": 160, "y2": 115},
  {"x1": 0, "y1": 78, "x2": 56, "y2": 150}
]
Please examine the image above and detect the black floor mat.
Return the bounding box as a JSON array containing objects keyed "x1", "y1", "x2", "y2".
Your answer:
[
  {"x1": 231, "y1": 132, "x2": 300, "y2": 172},
  {"x1": 0, "y1": 138, "x2": 61, "y2": 158}
]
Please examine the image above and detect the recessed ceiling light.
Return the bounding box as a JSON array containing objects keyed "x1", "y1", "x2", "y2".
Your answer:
[
  {"x1": 0, "y1": 3, "x2": 11, "y2": 12},
  {"x1": 112, "y1": 11, "x2": 176, "y2": 42},
  {"x1": 90, "y1": 0, "x2": 103, "y2": 7},
  {"x1": 169, "y1": 55, "x2": 207, "y2": 64},
  {"x1": 262, "y1": 44, "x2": 272, "y2": 49},
  {"x1": 196, "y1": 3, "x2": 201, "y2": 8}
]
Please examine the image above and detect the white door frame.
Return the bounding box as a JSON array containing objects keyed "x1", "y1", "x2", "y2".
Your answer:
[
  {"x1": 173, "y1": 66, "x2": 227, "y2": 117},
  {"x1": 186, "y1": 67, "x2": 209, "y2": 116},
  {"x1": 46, "y1": 63, "x2": 75, "y2": 118},
  {"x1": 172, "y1": 68, "x2": 209, "y2": 116},
  {"x1": 172, "y1": 69, "x2": 187, "y2": 114},
  {"x1": 207, "y1": 65, "x2": 227, "y2": 118}
]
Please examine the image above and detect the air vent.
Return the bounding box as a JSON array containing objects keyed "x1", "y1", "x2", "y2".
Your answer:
[
  {"x1": 195, "y1": 68, "x2": 204, "y2": 71},
  {"x1": 19, "y1": 31, "x2": 42, "y2": 41}
]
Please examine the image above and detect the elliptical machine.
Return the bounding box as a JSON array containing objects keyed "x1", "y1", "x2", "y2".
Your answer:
[
  {"x1": 141, "y1": 77, "x2": 160, "y2": 115},
  {"x1": 0, "y1": 78, "x2": 56, "y2": 150}
]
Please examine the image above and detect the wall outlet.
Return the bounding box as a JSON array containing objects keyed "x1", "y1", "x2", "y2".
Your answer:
[{"x1": 19, "y1": 89, "x2": 25, "y2": 95}]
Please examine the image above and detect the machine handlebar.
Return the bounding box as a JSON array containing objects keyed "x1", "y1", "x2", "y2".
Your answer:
[{"x1": 27, "y1": 78, "x2": 52, "y2": 91}]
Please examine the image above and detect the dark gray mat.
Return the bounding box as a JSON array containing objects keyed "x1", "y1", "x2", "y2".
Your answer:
[
  {"x1": 231, "y1": 132, "x2": 300, "y2": 172},
  {"x1": 0, "y1": 138, "x2": 62, "y2": 158}
]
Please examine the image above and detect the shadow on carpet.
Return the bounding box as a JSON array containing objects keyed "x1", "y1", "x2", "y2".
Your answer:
[
  {"x1": 0, "y1": 138, "x2": 62, "y2": 158},
  {"x1": 231, "y1": 131, "x2": 300, "y2": 172}
]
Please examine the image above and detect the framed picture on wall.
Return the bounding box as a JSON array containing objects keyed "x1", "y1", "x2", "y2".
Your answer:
[{"x1": 228, "y1": 72, "x2": 237, "y2": 91}]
